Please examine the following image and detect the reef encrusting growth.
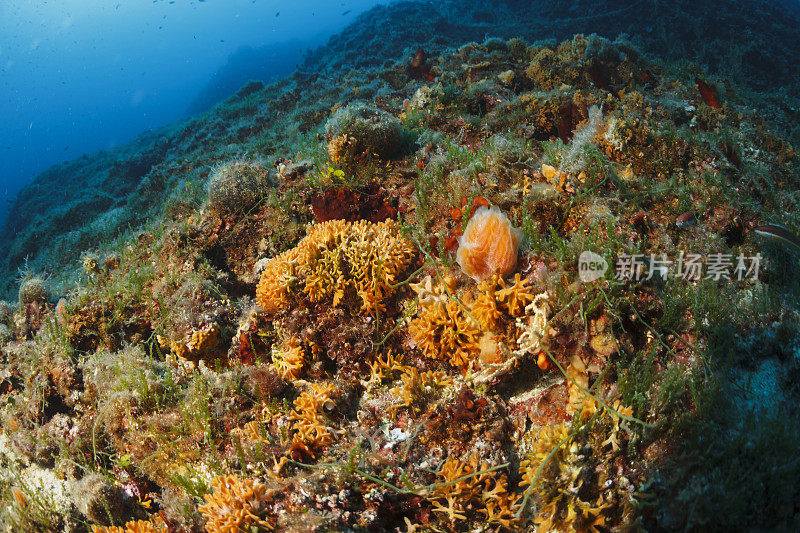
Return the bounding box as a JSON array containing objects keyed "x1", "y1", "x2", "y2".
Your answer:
[{"x1": 1, "y1": 10, "x2": 800, "y2": 533}]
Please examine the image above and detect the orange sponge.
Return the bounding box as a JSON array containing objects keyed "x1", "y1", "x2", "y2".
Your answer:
[{"x1": 456, "y1": 205, "x2": 523, "y2": 281}]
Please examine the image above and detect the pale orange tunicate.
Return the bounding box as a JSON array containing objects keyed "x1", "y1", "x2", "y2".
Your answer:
[{"x1": 456, "y1": 205, "x2": 523, "y2": 282}]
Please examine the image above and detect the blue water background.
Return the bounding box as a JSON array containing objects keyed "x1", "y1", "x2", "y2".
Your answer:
[{"x1": 0, "y1": 0, "x2": 386, "y2": 227}]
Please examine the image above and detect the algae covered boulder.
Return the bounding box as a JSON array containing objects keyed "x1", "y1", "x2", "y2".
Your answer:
[
  {"x1": 206, "y1": 159, "x2": 274, "y2": 215},
  {"x1": 0, "y1": 301, "x2": 12, "y2": 325},
  {"x1": 18, "y1": 277, "x2": 49, "y2": 308},
  {"x1": 70, "y1": 473, "x2": 125, "y2": 525},
  {"x1": 325, "y1": 102, "x2": 404, "y2": 159}
]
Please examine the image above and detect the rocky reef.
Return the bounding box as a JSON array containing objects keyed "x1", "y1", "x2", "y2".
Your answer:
[
  {"x1": 3, "y1": 0, "x2": 800, "y2": 298},
  {"x1": 2, "y1": 2, "x2": 800, "y2": 532}
]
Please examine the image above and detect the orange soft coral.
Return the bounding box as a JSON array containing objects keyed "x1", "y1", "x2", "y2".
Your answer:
[
  {"x1": 198, "y1": 474, "x2": 276, "y2": 532},
  {"x1": 456, "y1": 205, "x2": 523, "y2": 282}
]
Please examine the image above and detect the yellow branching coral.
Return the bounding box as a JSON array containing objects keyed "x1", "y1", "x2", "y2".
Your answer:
[
  {"x1": 198, "y1": 474, "x2": 277, "y2": 533},
  {"x1": 408, "y1": 298, "x2": 480, "y2": 369},
  {"x1": 256, "y1": 219, "x2": 416, "y2": 315},
  {"x1": 472, "y1": 274, "x2": 536, "y2": 327},
  {"x1": 288, "y1": 383, "x2": 337, "y2": 459},
  {"x1": 430, "y1": 453, "x2": 520, "y2": 529},
  {"x1": 496, "y1": 273, "x2": 536, "y2": 317},
  {"x1": 411, "y1": 275, "x2": 547, "y2": 374},
  {"x1": 519, "y1": 424, "x2": 611, "y2": 533},
  {"x1": 391, "y1": 367, "x2": 452, "y2": 409},
  {"x1": 234, "y1": 420, "x2": 266, "y2": 443},
  {"x1": 91, "y1": 519, "x2": 168, "y2": 533},
  {"x1": 255, "y1": 246, "x2": 303, "y2": 314},
  {"x1": 472, "y1": 279, "x2": 503, "y2": 329},
  {"x1": 602, "y1": 400, "x2": 634, "y2": 453},
  {"x1": 519, "y1": 423, "x2": 571, "y2": 490},
  {"x1": 292, "y1": 382, "x2": 336, "y2": 415},
  {"x1": 270, "y1": 334, "x2": 306, "y2": 380},
  {"x1": 565, "y1": 355, "x2": 634, "y2": 449},
  {"x1": 365, "y1": 350, "x2": 406, "y2": 387}
]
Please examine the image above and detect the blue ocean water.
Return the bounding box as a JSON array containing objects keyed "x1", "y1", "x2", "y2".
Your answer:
[
  {"x1": 0, "y1": 0, "x2": 386, "y2": 226},
  {"x1": 0, "y1": 2, "x2": 800, "y2": 531}
]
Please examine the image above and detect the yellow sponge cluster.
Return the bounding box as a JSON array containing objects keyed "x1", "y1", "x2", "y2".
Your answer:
[
  {"x1": 256, "y1": 219, "x2": 416, "y2": 315},
  {"x1": 158, "y1": 323, "x2": 220, "y2": 362}
]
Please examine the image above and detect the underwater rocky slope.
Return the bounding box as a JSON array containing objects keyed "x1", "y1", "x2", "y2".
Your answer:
[
  {"x1": 2, "y1": 4, "x2": 800, "y2": 533},
  {"x1": 3, "y1": 0, "x2": 800, "y2": 298}
]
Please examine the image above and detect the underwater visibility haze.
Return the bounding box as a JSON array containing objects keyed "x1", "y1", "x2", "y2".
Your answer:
[
  {"x1": 0, "y1": 0, "x2": 385, "y2": 223},
  {"x1": 1, "y1": 0, "x2": 800, "y2": 531}
]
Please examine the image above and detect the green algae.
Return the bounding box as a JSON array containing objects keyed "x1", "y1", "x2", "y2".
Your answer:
[{"x1": 0, "y1": 21, "x2": 799, "y2": 532}]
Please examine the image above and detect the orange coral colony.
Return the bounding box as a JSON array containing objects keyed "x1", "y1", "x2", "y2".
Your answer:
[{"x1": 456, "y1": 205, "x2": 523, "y2": 282}]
